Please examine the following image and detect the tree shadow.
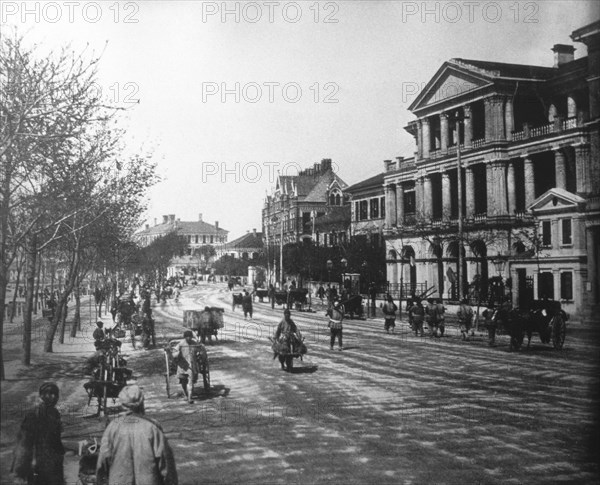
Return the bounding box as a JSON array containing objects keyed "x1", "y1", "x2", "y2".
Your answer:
[{"x1": 192, "y1": 384, "x2": 230, "y2": 400}]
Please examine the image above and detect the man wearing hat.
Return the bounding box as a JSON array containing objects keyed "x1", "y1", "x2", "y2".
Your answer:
[
  {"x1": 11, "y1": 382, "x2": 65, "y2": 485},
  {"x1": 174, "y1": 330, "x2": 201, "y2": 403},
  {"x1": 96, "y1": 385, "x2": 178, "y2": 485},
  {"x1": 328, "y1": 297, "x2": 345, "y2": 351}
]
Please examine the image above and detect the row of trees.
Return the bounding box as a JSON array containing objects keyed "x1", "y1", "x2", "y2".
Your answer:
[{"x1": 0, "y1": 33, "x2": 159, "y2": 379}]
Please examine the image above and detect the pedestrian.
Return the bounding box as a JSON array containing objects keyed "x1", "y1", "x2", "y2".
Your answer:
[
  {"x1": 410, "y1": 297, "x2": 425, "y2": 337},
  {"x1": 457, "y1": 298, "x2": 474, "y2": 340},
  {"x1": 425, "y1": 298, "x2": 437, "y2": 337},
  {"x1": 11, "y1": 382, "x2": 65, "y2": 485},
  {"x1": 381, "y1": 294, "x2": 398, "y2": 333},
  {"x1": 406, "y1": 297, "x2": 415, "y2": 332},
  {"x1": 174, "y1": 330, "x2": 201, "y2": 403},
  {"x1": 368, "y1": 283, "x2": 377, "y2": 318},
  {"x1": 435, "y1": 298, "x2": 446, "y2": 337},
  {"x1": 317, "y1": 284, "x2": 325, "y2": 305},
  {"x1": 268, "y1": 284, "x2": 275, "y2": 309},
  {"x1": 328, "y1": 298, "x2": 344, "y2": 351},
  {"x1": 274, "y1": 309, "x2": 303, "y2": 371},
  {"x1": 93, "y1": 320, "x2": 106, "y2": 350},
  {"x1": 482, "y1": 303, "x2": 497, "y2": 346},
  {"x1": 242, "y1": 289, "x2": 253, "y2": 319},
  {"x1": 96, "y1": 385, "x2": 178, "y2": 485}
]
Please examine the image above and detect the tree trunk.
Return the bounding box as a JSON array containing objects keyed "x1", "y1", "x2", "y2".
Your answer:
[
  {"x1": 71, "y1": 275, "x2": 81, "y2": 338},
  {"x1": 9, "y1": 263, "x2": 22, "y2": 323},
  {"x1": 59, "y1": 298, "x2": 68, "y2": 344},
  {"x1": 34, "y1": 253, "x2": 43, "y2": 314},
  {"x1": 22, "y1": 235, "x2": 37, "y2": 366}
]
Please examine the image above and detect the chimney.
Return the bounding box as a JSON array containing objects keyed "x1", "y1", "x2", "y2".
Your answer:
[
  {"x1": 162, "y1": 215, "x2": 168, "y2": 224},
  {"x1": 215, "y1": 221, "x2": 219, "y2": 230},
  {"x1": 253, "y1": 228, "x2": 257, "y2": 236},
  {"x1": 396, "y1": 156, "x2": 404, "y2": 165},
  {"x1": 384, "y1": 159, "x2": 396, "y2": 172},
  {"x1": 154, "y1": 218, "x2": 157, "y2": 226},
  {"x1": 321, "y1": 158, "x2": 332, "y2": 172},
  {"x1": 169, "y1": 214, "x2": 175, "y2": 224},
  {"x1": 552, "y1": 44, "x2": 575, "y2": 67},
  {"x1": 198, "y1": 213, "x2": 203, "y2": 222},
  {"x1": 145, "y1": 224, "x2": 149, "y2": 230}
]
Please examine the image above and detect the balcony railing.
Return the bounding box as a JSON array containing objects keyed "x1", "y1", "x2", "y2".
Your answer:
[
  {"x1": 472, "y1": 138, "x2": 485, "y2": 148},
  {"x1": 511, "y1": 116, "x2": 579, "y2": 142}
]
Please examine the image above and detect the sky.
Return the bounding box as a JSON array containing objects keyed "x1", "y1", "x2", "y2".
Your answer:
[{"x1": 2, "y1": 0, "x2": 598, "y2": 240}]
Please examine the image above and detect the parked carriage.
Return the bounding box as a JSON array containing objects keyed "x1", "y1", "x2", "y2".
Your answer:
[
  {"x1": 481, "y1": 298, "x2": 568, "y2": 351},
  {"x1": 340, "y1": 294, "x2": 364, "y2": 319},
  {"x1": 83, "y1": 339, "x2": 132, "y2": 416},
  {"x1": 272, "y1": 288, "x2": 310, "y2": 310}
]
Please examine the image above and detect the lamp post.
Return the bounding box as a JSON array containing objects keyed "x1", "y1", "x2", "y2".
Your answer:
[
  {"x1": 492, "y1": 252, "x2": 508, "y2": 304},
  {"x1": 453, "y1": 109, "x2": 468, "y2": 301},
  {"x1": 327, "y1": 259, "x2": 333, "y2": 285},
  {"x1": 341, "y1": 257, "x2": 348, "y2": 288},
  {"x1": 271, "y1": 215, "x2": 284, "y2": 288}
]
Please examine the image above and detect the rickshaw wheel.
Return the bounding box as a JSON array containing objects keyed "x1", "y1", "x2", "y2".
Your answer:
[{"x1": 551, "y1": 315, "x2": 566, "y2": 350}]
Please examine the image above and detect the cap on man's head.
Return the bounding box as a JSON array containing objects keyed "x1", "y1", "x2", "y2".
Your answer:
[
  {"x1": 119, "y1": 385, "x2": 144, "y2": 409},
  {"x1": 183, "y1": 330, "x2": 194, "y2": 338},
  {"x1": 283, "y1": 309, "x2": 291, "y2": 315},
  {"x1": 39, "y1": 382, "x2": 59, "y2": 395}
]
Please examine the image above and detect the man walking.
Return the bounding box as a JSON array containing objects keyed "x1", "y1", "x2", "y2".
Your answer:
[
  {"x1": 457, "y1": 298, "x2": 474, "y2": 340},
  {"x1": 242, "y1": 290, "x2": 253, "y2": 319},
  {"x1": 381, "y1": 294, "x2": 398, "y2": 333},
  {"x1": 328, "y1": 298, "x2": 344, "y2": 351},
  {"x1": 174, "y1": 330, "x2": 201, "y2": 403},
  {"x1": 12, "y1": 382, "x2": 65, "y2": 485},
  {"x1": 96, "y1": 385, "x2": 178, "y2": 485}
]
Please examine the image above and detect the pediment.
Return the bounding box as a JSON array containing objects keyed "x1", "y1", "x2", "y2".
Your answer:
[
  {"x1": 528, "y1": 188, "x2": 586, "y2": 212},
  {"x1": 409, "y1": 62, "x2": 492, "y2": 112}
]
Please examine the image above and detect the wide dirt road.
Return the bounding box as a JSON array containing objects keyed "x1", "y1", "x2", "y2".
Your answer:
[{"x1": 2, "y1": 282, "x2": 599, "y2": 484}]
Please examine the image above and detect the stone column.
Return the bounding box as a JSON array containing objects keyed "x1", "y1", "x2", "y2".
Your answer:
[
  {"x1": 507, "y1": 161, "x2": 516, "y2": 214},
  {"x1": 390, "y1": 185, "x2": 398, "y2": 226},
  {"x1": 553, "y1": 270, "x2": 561, "y2": 301},
  {"x1": 574, "y1": 143, "x2": 591, "y2": 194},
  {"x1": 440, "y1": 112, "x2": 449, "y2": 152},
  {"x1": 484, "y1": 95, "x2": 505, "y2": 141},
  {"x1": 465, "y1": 166, "x2": 475, "y2": 218},
  {"x1": 486, "y1": 160, "x2": 508, "y2": 216},
  {"x1": 505, "y1": 97, "x2": 514, "y2": 141},
  {"x1": 421, "y1": 118, "x2": 430, "y2": 159},
  {"x1": 415, "y1": 177, "x2": 424, "y2": 218},
  {"x1": 423, "y1": 175, "x2": 433, "y2": 219},
  {"x1": 442, "y1": 171, "x2": 451, "y2": 220},
  {"x1": 384, "y1": 185, "x2": 394, "y2": 227},
  {"x1": 417, "y1": 121, "x2": 423, "y2": 159},
  {"x1": 587, "y1": 227, "x2": 598, "y2": 306},
  {"x1": 396, "y1": 183, "x2": 405, "y2": 226},
  {"x1": 554, "y1": 148, "x2": 567, "y2": 190},
  {"x1": 524, "y1": 156, "x2": 535, "y2": 208},
  {"x1": 464, "y1": 105, "x2": 473, "y2": 148}
]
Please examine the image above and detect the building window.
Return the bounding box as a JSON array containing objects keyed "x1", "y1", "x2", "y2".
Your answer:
[
  {"x1": 359, "y1": 200, "x2": 368, "y2": 221},
  {"x1": 560, "y1": 272, "x2": 573, "y2": 300},
  {"x1": 380, "y1": 197, "x2": 385, "y2": 218},
  {"x1": 210, "y1": 235, "x2": 214, "y2": 243},
  {"x1": 203, "y1": 235, "x2": 207, "y2": 243},
  {"x1": 195, "y1": 235, "x2": 199, "y2": 243},
  {"x1": 561, "y1": 219, "x2": 572, "y2": 245},
  {"x1": 354, "y1": 202, "x2": 359, "y2": 221},
  {"x1": 370, "y1": 198, "x2": 379, "y2": 219},
  {"x1": 541, "y1": 221, "x2": 552, "y2": 247},
  {"x1": 538, "y1": 272, "x2": 554, "y2": 299}
]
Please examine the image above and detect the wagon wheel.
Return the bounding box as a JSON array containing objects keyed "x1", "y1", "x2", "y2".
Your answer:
[
  {"x1": 551, "y1": 314, "x2": 566, "y2": 350},
  {"x1": 202, "y1": 360, "x2": 211, "y2": 391}
]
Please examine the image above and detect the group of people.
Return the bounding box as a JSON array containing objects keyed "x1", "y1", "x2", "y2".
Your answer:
[{"x1": 12, "y1": 382, "x2": 178, "y2": 485}]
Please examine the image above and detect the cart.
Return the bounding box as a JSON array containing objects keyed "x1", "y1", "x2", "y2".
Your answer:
[
  {"x1": 183, "y1": 308, "x2": 224, "y2": 343},
  {"x1": 83, "y1": 341, "x2": 132, "y2": 416},
  {"x1": 164, "y1": 340, "x2": 210, "y2": 398}
]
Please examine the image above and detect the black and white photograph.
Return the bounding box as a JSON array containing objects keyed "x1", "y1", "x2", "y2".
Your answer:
[{"x1": 1, "y1": 1, "x2": 599, "y2": 483}]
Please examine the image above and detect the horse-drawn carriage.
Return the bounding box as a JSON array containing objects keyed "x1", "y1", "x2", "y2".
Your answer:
[
  {"x1": 83, "y1": 339, "x2": 133, "y2": 416},
  {"x1": 163, "y1": 339, "x2": 210, "y2": 396},
  {"x1": 482, "y1": 298, "x2": 568, "y2": 351},
  {"x1": 183, "y1": 308, "x2": 224, "y2": 343},
  {"x1": 340, "y1": 294, "x2": 364, "y2": 319},
  {"x1": 272, "y1": 288, "x2": 310, "y2": 310}
]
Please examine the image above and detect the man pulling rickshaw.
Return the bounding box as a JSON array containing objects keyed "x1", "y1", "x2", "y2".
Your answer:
[{"x1": 271, "y1": 309, "x2": 306, "y2": 372}]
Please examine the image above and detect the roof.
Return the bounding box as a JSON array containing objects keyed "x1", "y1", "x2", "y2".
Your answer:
[
  {"x1": 345, "y1": 173, "x2": 385, "y2": 194},
  {"x1": 450, "y1": 58, "x2": 556, "y2": 80},
  {"x1": 222, "y1": 231, "x2": 264, "y2": 250},
  {"x1": 275, "y1": 167, "x2": 348, "y2": 203},
  {"x1": 137, "y1": 220, "x2": 228, "y2": 236}
]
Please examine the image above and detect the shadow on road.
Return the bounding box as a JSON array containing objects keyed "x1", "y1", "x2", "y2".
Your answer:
[
  {"x1": 289, "y1": 365, "x2": 318, "y2": 374},
  {"x1": 192, "y1": 384, "x2": 230, "y2": 401}
]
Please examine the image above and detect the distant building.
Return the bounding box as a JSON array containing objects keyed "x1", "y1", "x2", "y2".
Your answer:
[
  {"x1": 345, "y1": 170, "x2": 386, "y2": 248},
  {"x1": 262, "y1": 159, "x2": 349, "y2": 248},
  {"x1": 218, "y1": 229, "x2": 264, "y2": 260},
  {"x1": 135, "y1": 213, "x2": 228, "y2": 254}
]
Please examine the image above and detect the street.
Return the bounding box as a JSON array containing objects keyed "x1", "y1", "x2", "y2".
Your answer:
[{"x1": 1, "y1": 282, "x2": 599, "y2": 484}]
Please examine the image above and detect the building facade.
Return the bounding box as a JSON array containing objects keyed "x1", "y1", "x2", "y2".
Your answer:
[
  {"x1": 383, "y1": 21, "x2": 599, "y2": 319},
  {"x1": 135, "y1": 213, "x2": 228, "y2": 252},
  {"x1": 346, "y1": 170, "x2": 387, "y2": 247},
  {"x1": 217, "y1": 229, "x2": 264, "y2": 260},
  {"x1": 262, "y1": 159, "x2": 349, "y2": 248}
]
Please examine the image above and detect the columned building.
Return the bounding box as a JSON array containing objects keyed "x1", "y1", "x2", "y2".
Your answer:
[{"x1": 384, "y1": 21, "x2": 599, "y2": 319}]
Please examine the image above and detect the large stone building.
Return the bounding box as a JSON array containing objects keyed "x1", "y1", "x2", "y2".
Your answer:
[
  {"x1": 218, "y1": 229, "x2": 264, "y2": 260},
  {"x1": 135, "y1": 213, "x2": 228, "y2": 253},
  {"x1": 383, "y1": 21, "x2": 599, "y2": 319},
  {"x1": 262, "y1": 159, "x2": 349, "y2": 248}
]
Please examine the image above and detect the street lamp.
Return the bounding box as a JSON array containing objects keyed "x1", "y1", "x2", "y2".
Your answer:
[
  {"x1": 492, "y1": 252, "x2": 507, "y2": 277},
  {"x1": 271, "y1": 215, "x2": 284, "y2": 288},
  {"x1": 327, "y1": 259, "x2": 333, "y2": 284}
]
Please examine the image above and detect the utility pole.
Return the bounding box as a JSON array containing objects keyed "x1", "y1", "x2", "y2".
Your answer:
[{"x1": 279, "y1": 215, "x2": 284, "y2": 287}]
